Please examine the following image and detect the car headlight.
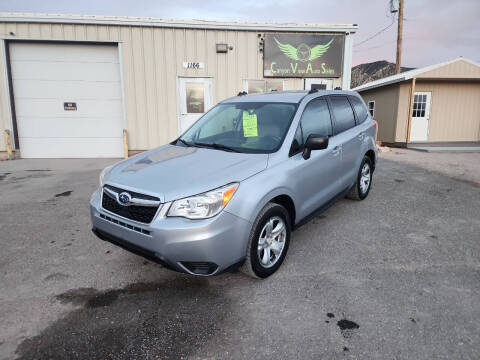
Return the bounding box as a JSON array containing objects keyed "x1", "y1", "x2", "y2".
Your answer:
[
  {"x1": 167, "y1": 183, "x2": 239, "y2": 219},
  {"x1": 99, "y1": 165, "x2": 114, "y2": 187}
]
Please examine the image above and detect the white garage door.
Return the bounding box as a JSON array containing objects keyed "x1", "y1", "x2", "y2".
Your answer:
[{"x1": 10, "y1": 42, "x2": 124, "y2": 158}]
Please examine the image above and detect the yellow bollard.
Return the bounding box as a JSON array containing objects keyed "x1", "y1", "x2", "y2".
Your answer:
[
  {"x1": 4, "y1": 129, "x2": 14, "y2": 160},
  {"x1": 123, "y1": 129, "x2": 129, "y2": 159}
]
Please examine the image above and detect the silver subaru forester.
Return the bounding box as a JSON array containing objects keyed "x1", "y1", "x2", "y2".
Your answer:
[{"x1": 90, "y1": 90, "x2": 377, "y2": 278}]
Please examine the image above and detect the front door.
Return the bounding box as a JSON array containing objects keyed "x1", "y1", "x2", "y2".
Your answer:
[
  {"x1": 178, "y1": 77, "x2": 212, "y2": 134},
  {"x1": 288, "y1": 97, "x2": 342, "y2": 219},
  {"x1": 304, "y1": 78, "x2": 334, "y2": 91},
  {"x1": 410, "y1": 92, "x2": 432, "y2": 142}
]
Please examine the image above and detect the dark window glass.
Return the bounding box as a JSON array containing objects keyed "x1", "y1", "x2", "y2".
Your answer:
[
  {"x1": 350, "y1": 96, "x2": 368, "y2": 124},
  {"x1": 300, "y1": 99, "x2": 333, "y2": 139},
  {"x1": 330, "y1": 96, "x2": 355, "y2": 134},
  {"x1": 368, "y1": 101, "x2": 375, "y2": 117},
  {"x1": 412, "y1": 93, "x2": 428, "y2": 118},
  {"x1": 289, "y1": 124, "x2": 303, "y2": 156}
]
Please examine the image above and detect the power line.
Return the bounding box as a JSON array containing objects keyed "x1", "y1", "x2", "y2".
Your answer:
[
  {"x1": 354, "y1": 14, "x2": 396, "y2": 47},
  {"x1": 353, "y1": 40, "x2": 397, "y2": 52},
  {"x1": 353, "y1": 37, "x2": 417, "y2": 53}
]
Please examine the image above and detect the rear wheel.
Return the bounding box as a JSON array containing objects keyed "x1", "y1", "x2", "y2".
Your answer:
[
  {"x1": 347, "y1": 156, "x2": 373, "y2": 201},
  {"x1": 241, "y1": 203, "x2": 291, "y2": 278}
]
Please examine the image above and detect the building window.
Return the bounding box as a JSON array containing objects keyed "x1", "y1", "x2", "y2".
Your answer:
[
  {"x1": 266, "y1": 79, "x2": 284, "y2": 92},
  {"x1": 185, "y1": 82, "x2": 205, "y2": 113},
  {"x1": 247, "y1": 80, "x2": 267, "y2": 94},
  {"x1": 244, "y1": 79, "x2": 285, "y2": 94},
  {"x1": 412, "y1": 93, "x2": 427, "y2": 117},
  {"x1": 368, "y1": 101, "x2": 375, "y2": 117}
]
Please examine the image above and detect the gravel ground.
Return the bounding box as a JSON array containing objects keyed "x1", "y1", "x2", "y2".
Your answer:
[
  {"x1": 380, "y1": 147, "x2": 480, "y2": 188},
  {"x1": 0, "y1": 154, "x2": 479, "y2": 360}
]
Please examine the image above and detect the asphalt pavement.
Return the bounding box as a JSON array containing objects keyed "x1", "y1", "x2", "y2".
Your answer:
[{"x1": 0, "y1": 155, "x2": 479, "y2": 359}]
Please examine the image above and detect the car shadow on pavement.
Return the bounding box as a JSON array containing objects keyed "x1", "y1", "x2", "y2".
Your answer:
[{"x1": 15, "y1": 276, "x2": 235, "y2": 360}]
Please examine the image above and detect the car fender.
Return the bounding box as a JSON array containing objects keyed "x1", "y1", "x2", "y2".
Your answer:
[{"x1": 225, "y1": 171, "x2": 298, "y2": 227}]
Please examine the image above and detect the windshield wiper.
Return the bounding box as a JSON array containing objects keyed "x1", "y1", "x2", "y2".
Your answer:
[
  {"x1": 194, "y1": 142, "x2": 240, "y2": 153},
  {"x1": 177, "y1": 138, "x2": 193, "y2": 147}
]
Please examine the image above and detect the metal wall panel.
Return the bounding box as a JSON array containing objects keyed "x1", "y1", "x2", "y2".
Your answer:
[
  {"x1": 359, "y1": 84, "x2": 399, "y2": 143},
  {"x1": 415, "y1": 81, "x2": 480, "y2": 141},
  {"x1": 0, "y1": 21, "x2": 351, "y2": 152},
  {"x1": 395, "y1": 82, "x2": 412, "y2": 142}
]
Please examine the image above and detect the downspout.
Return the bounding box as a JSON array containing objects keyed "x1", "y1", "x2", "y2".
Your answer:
[{"x1": 406, "y1": 77, "x2": 416, "y2": 143}]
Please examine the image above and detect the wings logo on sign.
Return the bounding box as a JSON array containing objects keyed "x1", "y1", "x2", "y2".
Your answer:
[{"x1": 274, "y1": 38, "x2": 334, "y2": 62}]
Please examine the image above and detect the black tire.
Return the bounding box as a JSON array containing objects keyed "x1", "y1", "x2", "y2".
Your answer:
[
  {"x1": 347, "y1": 156, "x2": 373, "y2": 201},
  {"x1": 241, "y1": 202, "x2": 291, "y2": 279}
]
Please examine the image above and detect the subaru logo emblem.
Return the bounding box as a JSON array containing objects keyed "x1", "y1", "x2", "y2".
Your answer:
[{"x1": 118, "y1": 192, "x2": 131, "y2": 206}]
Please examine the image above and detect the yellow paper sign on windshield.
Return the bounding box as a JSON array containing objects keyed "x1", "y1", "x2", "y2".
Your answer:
[{"x1": 243, "y1": 110, "x2": 258, "y2": 137}]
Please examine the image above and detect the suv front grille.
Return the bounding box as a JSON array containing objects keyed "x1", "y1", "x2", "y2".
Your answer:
[{"x1": 101, "y1": 186, "x2": 160, "y2": 224}]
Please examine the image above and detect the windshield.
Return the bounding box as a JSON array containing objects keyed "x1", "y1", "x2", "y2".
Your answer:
[{"x1": 177, "y1": 102, "x2": 297, "y2": 153}]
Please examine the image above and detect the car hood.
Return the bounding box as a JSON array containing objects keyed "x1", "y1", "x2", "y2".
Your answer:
[{"x1": 105, "y1": 144, "x2": 268, "y2": 202}]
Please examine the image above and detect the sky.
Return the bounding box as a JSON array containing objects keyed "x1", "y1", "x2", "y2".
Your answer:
[{"x1": 1, "y1": 0, "x2": 479, "y2": 67}]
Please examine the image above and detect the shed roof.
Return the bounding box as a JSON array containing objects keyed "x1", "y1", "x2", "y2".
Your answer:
[
  {"x1": 0, "y1": 12, "x2": 358, "y2": 33},
  {"x1": 353, "y1": 58, "x2": 480, "y2": 92}
]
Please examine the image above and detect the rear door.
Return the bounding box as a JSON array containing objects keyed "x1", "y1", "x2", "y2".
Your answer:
[
  {"x1": 328, "y1": 96, "x2": 359, "y2": 189},
  {"x1": 288, "y1": 97, "x2": 342, "y2": 218},
  {"x1": 349, "y1": 95, "x2": 372, "y2": 161}
]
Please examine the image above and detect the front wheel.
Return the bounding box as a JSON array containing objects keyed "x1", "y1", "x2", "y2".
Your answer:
[
  {"x1": 241, "y1": 203, "x2": 291, "y2": 278},
  {"x1": 347, "y1": 156, "x2": 373, "y2": 201}
]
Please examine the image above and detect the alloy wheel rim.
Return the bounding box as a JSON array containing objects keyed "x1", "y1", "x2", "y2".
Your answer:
[
  {"x1": 360, "y1": 163, "x2": 371, "y2": 194},
  {"x1": 257, "y1": 216, "x2": 286, "y2": 268}
]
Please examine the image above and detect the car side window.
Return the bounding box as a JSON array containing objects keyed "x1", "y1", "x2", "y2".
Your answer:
[
  {"x1": 300, "y1": 98, "x2": 333, "y2": 139},
  {"x1": 329, "y1": 96, "x2": 356, "y2": 134},
  {"x1": 289, "y1": 124, "x2": 303, "y2": 156},
  {"x1": 349, "y1": 96, "x2": 368, "y2": 124}
]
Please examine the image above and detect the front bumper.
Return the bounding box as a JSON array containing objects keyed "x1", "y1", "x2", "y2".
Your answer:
[{"x1": 90, "y1": 188, "x2": 251, "y2": 275}]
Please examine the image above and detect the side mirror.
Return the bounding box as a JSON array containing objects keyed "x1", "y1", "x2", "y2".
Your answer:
[{"x1": 302, "y1": 134, "x2": 329, "y2": 160}]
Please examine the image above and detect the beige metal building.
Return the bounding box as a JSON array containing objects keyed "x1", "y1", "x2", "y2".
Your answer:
[
  {"x1": 354, "y1": 58, "x2": 480, "y2": 147},
  {"x1": 0, "y1": 13, "x2": 357, "y2": 158}
]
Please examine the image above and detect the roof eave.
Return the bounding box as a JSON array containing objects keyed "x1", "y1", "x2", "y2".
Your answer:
[
  {"x1": 353, "y1": 58, "x2": 480, "y2": 92},
  {"x1": 0, "y1": 12, "x2": 358, "y2": 33},
  {"x1": 354, "y1": 77, "x2": 407, "y2": 92}
]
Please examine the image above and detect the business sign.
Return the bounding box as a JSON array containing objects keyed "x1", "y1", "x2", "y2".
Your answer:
[{"x1": 264, "y1": 33, "x2": 344, "y2": 78}]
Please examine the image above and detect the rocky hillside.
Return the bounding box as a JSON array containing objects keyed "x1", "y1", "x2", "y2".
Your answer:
[{"x1": 351, "y1": 60, "x2": 414, "y2": 88}]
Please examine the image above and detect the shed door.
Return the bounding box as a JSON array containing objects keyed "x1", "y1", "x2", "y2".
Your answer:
[
  {"x1": 410, "y1": 92, "x2": 432, "y2": 142},
  {"x1": 9, "y1": 42, "x2": 124, "y2": 158}
]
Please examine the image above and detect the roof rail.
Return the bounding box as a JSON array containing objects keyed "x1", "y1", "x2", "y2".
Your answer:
[
  {"x1": 237, "y1": 91, "x2": 247, "y2": 96},
  {"x1": 308, "y1": 88, "x2": 318, "y2": 94},
  {"x1": 334, "y1": 87, "x2": 342, "y2": 90}
]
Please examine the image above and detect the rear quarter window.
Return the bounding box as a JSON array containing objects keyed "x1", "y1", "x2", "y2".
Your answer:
[
  {"x1": 349, "y1": 96, "x2": 369, "y2": 124},
  {"x1": 329, "y1": 96, "x2": 356, "y2": 134}
]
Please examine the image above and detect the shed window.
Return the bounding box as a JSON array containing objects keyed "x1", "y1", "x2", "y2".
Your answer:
[
  {"x1": 368, "y1": 101, "x2": 375, "y2": 117},
  {"x1": 412, "y1": 94, "x2": 427, "y2": 117}
]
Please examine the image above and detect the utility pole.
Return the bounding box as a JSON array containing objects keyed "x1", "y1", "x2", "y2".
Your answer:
[{"x1": 395, "y1": 0, "x2": 404, "y2": 74}]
